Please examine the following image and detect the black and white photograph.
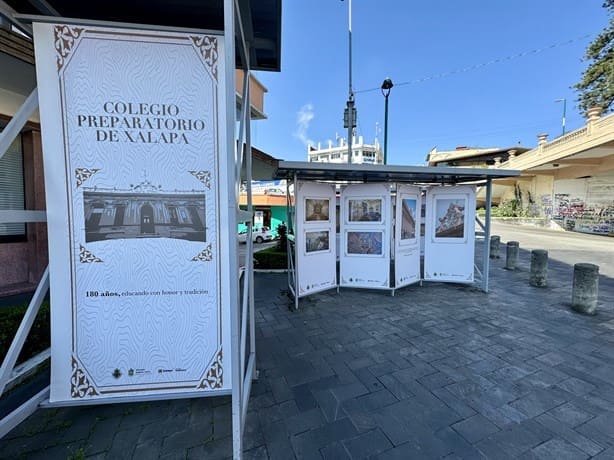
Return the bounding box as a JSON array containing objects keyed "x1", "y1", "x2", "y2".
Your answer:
[{"x1": 83, "y1": 184, "x2": 206, "y2": 243}]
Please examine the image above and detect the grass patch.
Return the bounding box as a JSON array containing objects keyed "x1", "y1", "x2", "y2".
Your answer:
[{"x1": 0, "y1": 301, "x2": 50, "y2": 365}]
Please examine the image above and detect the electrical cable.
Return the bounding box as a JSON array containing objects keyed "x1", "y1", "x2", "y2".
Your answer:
[{"x1": 355, "y1": 34, "x2": 593, "y2": 94}]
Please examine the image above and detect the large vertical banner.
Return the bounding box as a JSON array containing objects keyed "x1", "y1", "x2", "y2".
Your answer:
[
  {"x1": 340, "y1": 183, "x2": 391, "y2": 289},
  {"x1": 33, "y1": 23, "x2": 230, "y2": 402},
  {"x1": 394, "y1": 185, "x2": 422, "y2": 289},
  {"x1": 424, "y1": 185, "x2": 476, "y2": 283},
  {"x1": 295, "y1": 181, "x2": 337, "y2": 296}
]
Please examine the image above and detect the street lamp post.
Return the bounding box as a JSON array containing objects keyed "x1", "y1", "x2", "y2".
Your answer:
[
  {"x1": 381, "y1": 78, "x2": 393, "y2": 165},
  {"x1": 555, "y1": 98, "x2": 566, "y2": 136}
]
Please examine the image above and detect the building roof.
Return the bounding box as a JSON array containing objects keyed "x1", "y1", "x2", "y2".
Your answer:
[
  {"x1": 3, "y1": 0, "x2": 282, "y2": 71},
  {"x1": 427, "y1": 146, "x2": 531, "y2": 166},
  {"x1": 274, "y1": 161, "x2": 520, "y2": 185}
]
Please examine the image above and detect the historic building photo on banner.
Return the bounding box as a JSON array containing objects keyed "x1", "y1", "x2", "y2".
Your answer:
[
  {"x1": 424, "y1": 186, "x2": 476, "y2": 283},
  {"x1": 33, "y1": 23, "x2": 231, "y2": 402}
]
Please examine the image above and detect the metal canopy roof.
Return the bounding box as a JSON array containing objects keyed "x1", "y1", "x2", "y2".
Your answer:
[
  {"x1": 274, "y1": 161, "x2": 520, "y2": 185},
  {"x1": 3, "y1": 0, "x2": 282, "y2": 71}
]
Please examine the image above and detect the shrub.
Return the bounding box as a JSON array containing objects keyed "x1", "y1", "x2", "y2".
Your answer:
[
  {"x1": 254, "y1": 247, "x2": 288, "y2": 269},
  {"x1": 0, "y1": 301, "x2": 50, "y2": 365}
]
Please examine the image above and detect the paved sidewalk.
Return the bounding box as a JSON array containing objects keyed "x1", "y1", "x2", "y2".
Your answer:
[{"x1": 1, "y1": 239, "x2": 614, "y2": 459}]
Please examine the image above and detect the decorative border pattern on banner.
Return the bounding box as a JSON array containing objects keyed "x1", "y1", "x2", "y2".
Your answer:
[
  {"x1": 75, "y1": 168, "x2": 100, "y2": 187},
  {"x1": 190, "y1": 36, "x2": 218, "y2": 81},
  {"x1": 71, "y1": 355, "x2": 99, "y2": 398},
  {"x1": 54, "y1": 25, "x2": 84, "y2": 70},
  {"x1": 79, "y1": 245, "x2": 103, "y2": 263},
  {"x1": 199, "y1": 347, "x2": 223, "y2": 389},
  {"x1": 189, "y1": 170, "x2": 212, "y2": 189},
  {"x1": 191, "y1": 244, "x2": 213, "y2": 262}
]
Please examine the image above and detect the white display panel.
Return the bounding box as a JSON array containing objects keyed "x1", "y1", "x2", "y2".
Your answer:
[
  {"x1": 33, "y1": 23, "x2": 230, "y2": 402},
  {"x1": 340, "y1": 183, "x2": 391, "y2": 289},
  {"x1": 394, "y1": 185, "x2": 422, "y2": 289},
  {"x1": 295, "y1": 182, "x2": 337, "y2": 296},
  {"x1": 424, "y1": 185, "x2": 476, "y2": 283}
]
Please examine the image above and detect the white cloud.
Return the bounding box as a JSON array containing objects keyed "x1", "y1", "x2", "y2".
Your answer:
[{"x1": 294, "y1": 103, "x2": 315, "y2": 147}]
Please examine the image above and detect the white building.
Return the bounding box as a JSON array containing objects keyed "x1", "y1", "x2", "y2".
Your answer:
[{"x1": 308, "y1": 136, "x2": 384, "y2": 165}]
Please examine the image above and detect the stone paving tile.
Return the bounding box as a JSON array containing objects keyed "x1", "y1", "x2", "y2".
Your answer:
[
  {"x1": 452, "y1": 413, "x2": 500, "y2": 444},
  {"x1": 547, "y1": 401, "x2": 596, "y2": 428},
  {"x1": 342, "y1": 429, "x2": 392, "y2": 459},
  {"x1": 528, "y1": 437, "x2": 590, "y2": 460}
]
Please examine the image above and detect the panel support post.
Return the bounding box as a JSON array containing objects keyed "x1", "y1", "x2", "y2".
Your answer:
[
  {"x1": 294, "y1": 172, "x2": 299, "y2": 311},
  {"x1": 224, "y1": 0, "x2": 242, "y2": 458},
  {"x1": 482, "y1": 178, "x2": 492, "y2": 293}
]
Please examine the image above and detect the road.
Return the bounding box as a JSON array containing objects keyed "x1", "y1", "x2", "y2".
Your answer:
[{"x1": 490, "y1": 221, "x2": 614, "y2": 278}]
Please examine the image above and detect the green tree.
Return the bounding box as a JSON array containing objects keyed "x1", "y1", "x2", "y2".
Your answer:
[{"x1": 574, "y1": 0, "x2": 614, "y2": 114}]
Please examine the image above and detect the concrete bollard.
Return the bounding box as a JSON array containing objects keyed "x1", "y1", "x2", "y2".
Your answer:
[
  {"x1": 490, "y1": 235, "x2": 501, "y2": 259},
  {"x1": 506, "y1": 241, "x2": 519, "y2": 270},
  {"x1": 572, "y1": 263, "x2": 599, "y2": 315},
  {"x1": 530, "y1": 249, "x2": 548, "y2": 287}
]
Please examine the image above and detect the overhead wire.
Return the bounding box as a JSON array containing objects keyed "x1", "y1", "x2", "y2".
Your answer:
[{"x1": 354, "y1": 34, "x2": 593, "y2": 94}]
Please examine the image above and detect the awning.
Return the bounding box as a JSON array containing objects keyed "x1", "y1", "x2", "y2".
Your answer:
[
  {"x1": 2, "y1": 0, "x2": 282, "y2": 71},
  {"x1": 274, "y1": 161, "x2": 520, "y2": 185}
]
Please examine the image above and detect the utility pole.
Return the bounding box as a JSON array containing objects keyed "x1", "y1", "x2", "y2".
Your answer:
[{"x1": 342, "y1": 0, "x2": 356, "y2": 164}]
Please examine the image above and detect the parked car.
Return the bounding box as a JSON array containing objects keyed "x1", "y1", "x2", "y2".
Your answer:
[{"x1": 238, "y1": 226, "x2": 274, "y2": 244}]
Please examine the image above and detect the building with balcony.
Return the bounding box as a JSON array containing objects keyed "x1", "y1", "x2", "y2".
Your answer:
[{"x1": 428, "y1": 108, "x2": 614, "y2": 235}]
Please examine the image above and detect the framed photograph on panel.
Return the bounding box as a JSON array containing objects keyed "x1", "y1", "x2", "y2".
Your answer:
[
  {"x1": 346, "y1": 231, "x2": 383, "y2": 256},
  {"x1": 347, "y1": 198, "x2": 383, "y2": 223},
  {"x1": 400, "y1": 198, "x2": 417, "y2": 243},
  {"x1": 305, "y1": 198, "x2": 330, "y2": 222},
  {"x1": 433, "y1": 197, "x2": 467, "y2": 241},
  {"x1": 305, "y1": 230, "x2": 330, "y2": 254}
]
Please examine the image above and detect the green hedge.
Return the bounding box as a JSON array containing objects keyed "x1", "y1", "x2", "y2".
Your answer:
[
  {"x1": 0, "y1": 301, "x2": 50, "y2": 365},
  {"x1": 254, "y1": 247, "x2": 288, "y2": 269}
]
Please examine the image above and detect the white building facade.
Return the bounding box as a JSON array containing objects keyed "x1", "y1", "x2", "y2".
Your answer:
[{"x1": 308, "y1": 136, "x2": 384, "y2": 165}]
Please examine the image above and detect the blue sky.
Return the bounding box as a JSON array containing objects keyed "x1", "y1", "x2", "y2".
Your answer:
[{"x1": 250, "y1": 0, "x2": 609, "y2": 165}]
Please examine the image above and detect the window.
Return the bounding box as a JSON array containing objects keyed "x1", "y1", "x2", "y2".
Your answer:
[{"x1": 0, "y1": 135, "x2": 26, "y2": 241}]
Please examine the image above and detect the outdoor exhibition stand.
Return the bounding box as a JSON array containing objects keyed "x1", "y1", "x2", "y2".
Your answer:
[
  {"x1": 0, "y1": 1, "x2": 272, "y2": 458},
  {"x1": 275, "y1": 161, "x2": 520, "y2": 310}
]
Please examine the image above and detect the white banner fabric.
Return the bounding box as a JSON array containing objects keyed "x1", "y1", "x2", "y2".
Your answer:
[
  {"x1": 424, "y1": 185, "x2": 476, "y2": 283},
  {"x1": 33, "y1": 23, "x2": 230, "y2": 402},
  {"x1": 295, "y1": 181, "x2": 337, "y2": 296},
  {"x1": 394, "y1": 185, "x2": 422, "y2": 289},
  {"x1": 340, "y1": 183, "x2": 391, "y2": 289}
]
